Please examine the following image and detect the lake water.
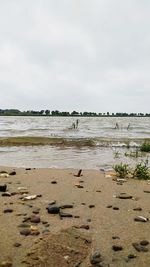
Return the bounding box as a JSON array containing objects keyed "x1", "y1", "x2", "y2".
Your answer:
[{"x1": 0, "y1": 116, "x2": 149, "y2": 169}]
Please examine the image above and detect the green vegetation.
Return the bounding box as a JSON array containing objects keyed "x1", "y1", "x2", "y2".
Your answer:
[
  {"x1": 113, "y1": 162, "x2": 130, "y2": 178},
  {"x1": 113, "y1": 160, "x2": 150, "y2": 180},
  {"x1": 0, "y1": 109, "x2": 150, "y2": 117},
  {"x1": 132, "y1": 159, "x2": 150, "y2": 180},
  {"x1": 140, "y1": 142, "x2": 150, "y2": 152}
]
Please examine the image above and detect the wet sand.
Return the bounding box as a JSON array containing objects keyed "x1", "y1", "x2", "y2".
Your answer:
[{"x1": 0, "y1": 167, "x2": 150, "y2": 266}]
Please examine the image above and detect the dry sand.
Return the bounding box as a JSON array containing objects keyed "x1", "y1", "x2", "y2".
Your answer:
[{"x1": 0, "y1": 167, "x2": 150, "y2": 266}]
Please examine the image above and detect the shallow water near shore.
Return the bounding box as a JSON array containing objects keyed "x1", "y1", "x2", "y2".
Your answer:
[{"x1": 0, "y1": 116, "x2": 149, "y2": 169}]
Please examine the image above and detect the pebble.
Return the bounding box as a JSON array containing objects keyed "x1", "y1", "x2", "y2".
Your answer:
[
  {"x1": 113, "y1": 207, "x2": 119, "y2": 210},
  {"x1": 30, "y1": 215, "x2": 41, "y2": 223},
  {"x1": 112, "y1": 236, "x2": 120, "y2": 240},
  {"x1": 47, "y1": 206, "x2": 60, "y2": 214},
  {"x1": 3, "y1": 209, "x2": 13, "y2": 213},
  {"x1": 13, "y1": 242, "x2": 21, "y2": 247},
  {"x1": 117, "y1": 193, "x2": 132, "y2": 199},
  {"x1": 140, "y1": 240, "x2": 149, "y2": 246},
  {"x1": 134, "y1": 216, "x2": 149, "y2": 222},
  {"x1": 106, "y1": 205, "x2": 112, "y2": 208},
  {"x1": 112, "y1": 245, "x2": 123, "y2": 251},
  {"x1": 128, "y1": 254, "x2": 137, "y2": 259},
  {"x1": 32, "y1": 208, "x2": 40, "y2": 214},
  {"x1": 20, "y1": 228, "x2": 31, "y2": 236},
  {"x1": 0, "y1": 185, "x2": 7, "y2": 192},
  {"x1": 60, "y1": 204, "x2": 74, "y2": 209},
  {"x1": 79, "y1": 224, "x2": 90, "y2": 230},
  {"x1": 59, "y1": 212, "x2": 73, "y2": 218},
  {"x1": 132, "y1": 242, "x2": 149, "y2": 252},
  {"x1": 89, "y1": 205, "x2": 95, "y2": 208},
  {"x1": 133, "y1": 207, "x2": 142, "y2": 211},
  {"x1": 1, "y1": 192, "x2": 11, "y2": 197},
  {"x1": 51, "y1": 180, "x2": 57, "y2": 184},
  {"x1": 9, "y1": 171, "x2": 16, "y2": 176},
  {"x1": 143, "y1": 190, "x2": 150, "y2": 193},
  {"x1": 90, "y1": 251, "x2": 103, "y2": 264},
  {"x1": 48, "y1": 200, "x2": 56, "y2": 205},
  {"x1": 18, "y1": 223, "x2": 31, "y2": 228}
]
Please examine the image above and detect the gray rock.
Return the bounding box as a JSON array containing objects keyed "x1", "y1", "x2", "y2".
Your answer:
[
  {"x1": 47, "y1": 206, "x2": 60, "y2": 214},
  {"x1": 20, "y1": 228, "x2": 31, "y2": 236},
  {"x1": 132, "y1": 242, "x2": 149, "y2": 252},
  {"x1": 90, "y1": 251, "x2": 103, "y2": 264},
  {"x1": 30, "y1": 215, "x2": 40, "y2": 223}
]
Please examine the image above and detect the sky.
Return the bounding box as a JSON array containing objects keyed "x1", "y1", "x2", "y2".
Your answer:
[{"x1": 0, "y1": 0, "x2": 150, "y2": 113}]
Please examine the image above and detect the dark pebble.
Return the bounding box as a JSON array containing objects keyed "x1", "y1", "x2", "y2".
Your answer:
[
  {"x1": 59, "y1": 212, "x2": 73, "y2": 218},
  {"x1": 0, "y1": 184, "x2": 7, "y2": 192},
  {"x1": 140, "y1": 240, "x2": 149, "y2": 246},
  {"x1": 14, "y1": 242, "x2": 21, "y2": 247},
  {"x1": 89, "y1": 205, "x2": 95, "y2": 208},
  {"x1": 47, "y1": 206, "x2": 60, "y2": 214},
  {"x1": 79, "y1": 224, "x2": 90, "y2": 230},
  {"x1": 3, "y1": 208, "x2": 13, "y2": 213},
  {"x1": 2, "y1": 192, "x2": 11, "y2": 197},
  {"x1": 113, "y1": 207, "x2": 119, "y2": 210},
  {"x1": 128, "y1": 254, "x2": 137, "y2": 259},
  {"x1": 133, "y1": 207, "x2": 142, "y2": 211},
  {"x1": 112, "y1": 236, "x2": 120, "y2": 240},
  {"x1": 132, "y1": 242, "x2": 149, "y2": 252},
  {"x1": 32, "y1": 208, "x2": 40, "y2": 214},
  {"x1": 51, "y1": 181, "x2": 57, "y2": 184},
  {"x1": 106, "y1": 205, "x2": 112, "y2": 208},
  {"x1": 90, "y1": 251, "x2": 103, "y2": 264},
  {"x1": 112, "y1": 245, "x2": 123, "y2": 251},
  {"x1": 9, "y1": 171, "x2": 16, "y2": 176},
  {"x1": 60, "y1": 204, "x2": 74, "y2": 209},
  {"x1": 20, "y1": 229, "x2": 31, "y2": 236}
]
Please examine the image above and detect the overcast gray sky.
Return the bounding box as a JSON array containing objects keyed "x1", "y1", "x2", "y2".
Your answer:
[{"x1": 0, "y1": 0, "x2": 149, "y2": 113}]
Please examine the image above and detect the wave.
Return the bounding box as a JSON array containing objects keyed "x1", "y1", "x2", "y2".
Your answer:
[{"x1": 0, "y1": 136, "x2": 149, "y2": 148}]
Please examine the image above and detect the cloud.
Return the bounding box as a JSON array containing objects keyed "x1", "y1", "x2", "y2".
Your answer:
[{"x1": 0, "y1": 0, "x2": 149, "y2": 112}]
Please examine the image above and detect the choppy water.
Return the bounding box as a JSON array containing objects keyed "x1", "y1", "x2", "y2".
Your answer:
[{"x1": 0, "y1": 116, "x2": 149, "y2": 169}]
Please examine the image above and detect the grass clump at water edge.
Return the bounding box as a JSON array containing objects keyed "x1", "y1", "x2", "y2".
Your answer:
[
  {"x1": 113, "y1": 160, "x2": 150, "y2": 180},
  {"x1": 140, "y1": 142, "x2": 150, "y2": 153}
]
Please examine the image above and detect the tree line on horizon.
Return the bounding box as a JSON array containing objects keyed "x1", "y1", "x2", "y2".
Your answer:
[{"x1": 0, "y1": 109, "x2": 149, "y2": 117}]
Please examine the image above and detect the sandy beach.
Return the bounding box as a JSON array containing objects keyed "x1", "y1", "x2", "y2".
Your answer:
[{"x1": 0, "y1": 167, "x2": 150, "y2": 266}]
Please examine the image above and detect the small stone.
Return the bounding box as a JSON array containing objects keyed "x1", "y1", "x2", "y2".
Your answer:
[
  {"x1": 51, "y1": 180, "x2": 57, "y2": 184},
  {"x1": 13, "y1": 242, "x2": 21, "y2": 247},
  {"x1": 112, "y1": 236, "x2": 120, "y2": 240},
  {"x1": 20, "y1": 229, "x2": 31, "y2": 236},
  {"x1": 143, "y1": 190, "x2": 150, "y2": 193},
  {"x1": 2, "y1": 192, "x2": 11, "y2": 197},
  {"x1": 3, "y1": 209, "x2": 13, "y2": 213},
  {"x1": 128, "y1": 254, "x2": 137, "y2": 259},
  {"x1": 60, "y1": 204, "x2": 74, "y2": 209},
  {"x1": 0, "y1": 185, "x2": 7, "y2": 192},
  {"x1": 134, "y1": 216, "x2": 148, "y2": 222},
  {"x1": 18, "y1": 223, "x2": 31, "y2": 228},
  {"x1": 42, "y1": 228, "x2": 50, "y2": 233},
  {"x1": 113, "y1": 207, "x2": 119, "y2": 210},
  {"x1": 90, "y1": 251, "x2": 103, "y2": 264},
  {"x1": 132, "y1": 242, "x2": 149, "y2": 252},
  {"x1": 140, "y1": 240, "x2": 149, "y2": 246},
  {"x1": 106, "y1": 205, "x2": 112, "y2": 208},
  {"x1": 89, "y1": 205, "x2": 95, "y2": 208},
  {"x1": 117, "y1": 194, "x2": 132, "y2": 199},
  {"x1": 59, "y1": 212, "x2": 73, "y2": 218},
  {"x1": 47, "y1": 206, "x2": 60, "y2": 214},
  {"x1": 79, "y1": 224, "x2": 89, "y2": 230},
  {"x1": 133, "y1": 207, "x2": 142, "y2": 211},
  {"x1": 48, "y1": 200, "x2": 56, "y2": 205},
  {"x1": 9, "y1": 171, "x2": 16, "y2": 176},
  {"x1": 30, "y1": 215, "x2": 40, "y2": 223},
  {"x1": 112, "y1": 245, "x2": 123, "y2": 251},
  {"x1": 32, "y1": 208, "x2": 40, "y2": 214}
]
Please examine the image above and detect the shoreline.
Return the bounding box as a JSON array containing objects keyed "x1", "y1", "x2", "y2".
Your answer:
[{"x1": 0, "y1": 167, "x2": 150, "y2": 266}]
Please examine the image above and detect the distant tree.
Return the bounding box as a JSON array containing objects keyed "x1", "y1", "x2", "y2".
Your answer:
[{"x1": 45, "y1": 110, "x2": 50, "y2": 116}]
